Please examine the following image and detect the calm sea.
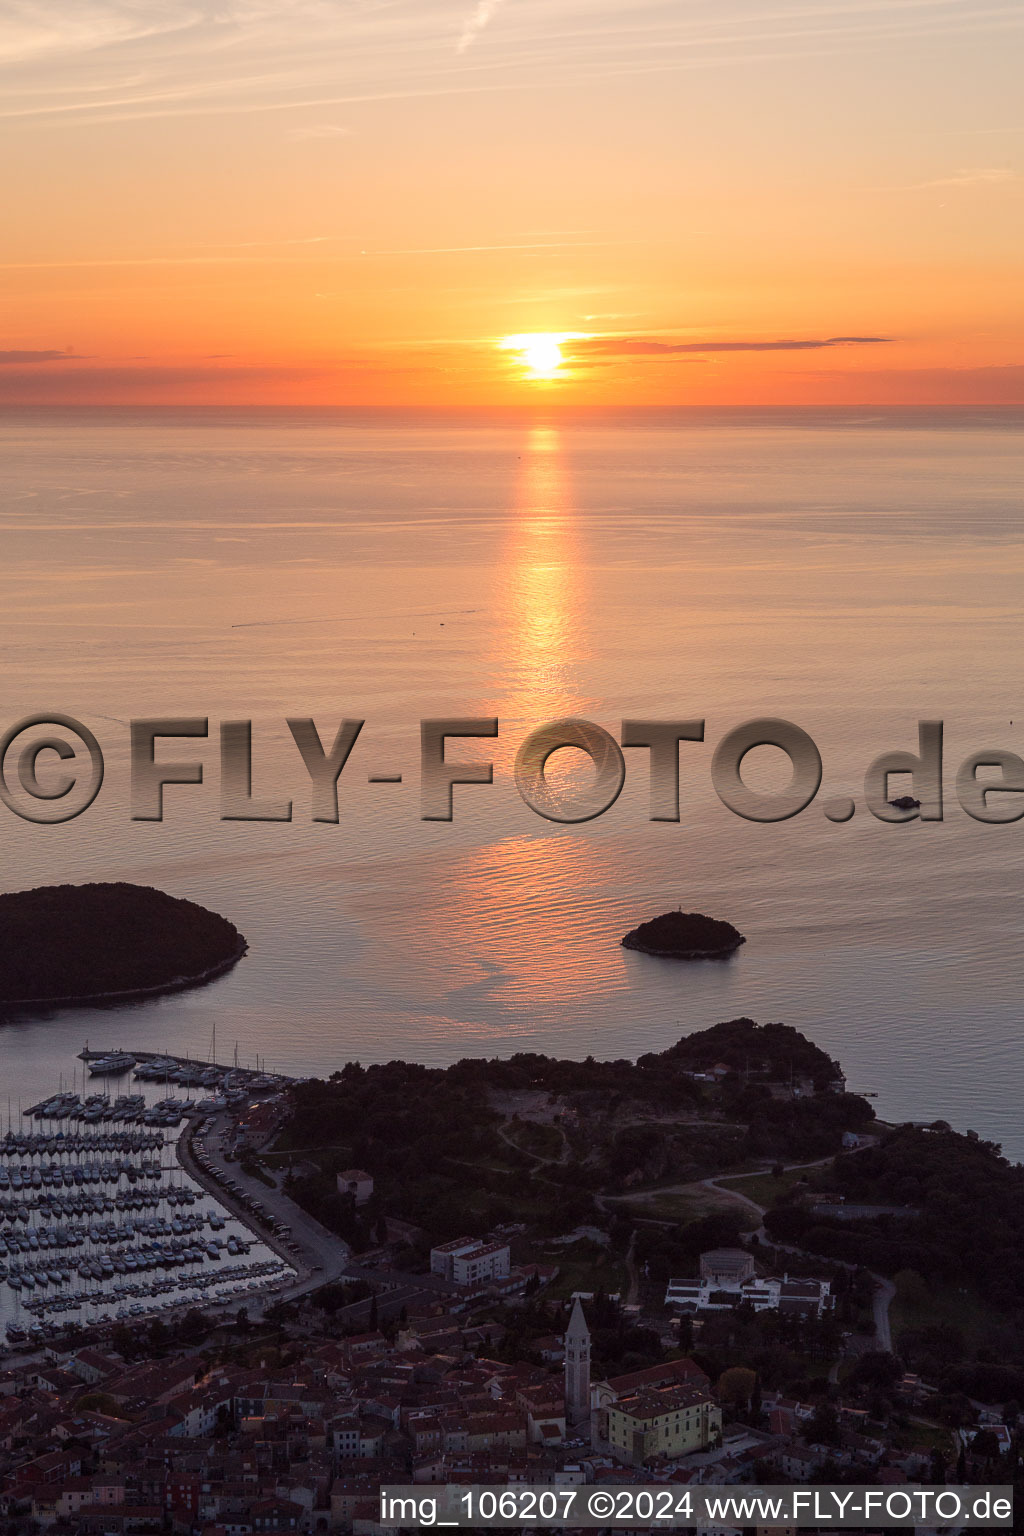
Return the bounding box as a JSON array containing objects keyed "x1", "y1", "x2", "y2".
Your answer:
[{"x1": 1, "y1": 408, "x2": 1023, "y2": 1155}]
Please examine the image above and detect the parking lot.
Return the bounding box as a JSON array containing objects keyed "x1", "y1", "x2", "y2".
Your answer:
[{"x1": 176, "y1": 1110, "x2": 351, "y2": 1308}]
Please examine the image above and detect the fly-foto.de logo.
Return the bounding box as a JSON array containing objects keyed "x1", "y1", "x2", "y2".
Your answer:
[{"x1": 0, "y1": 714, "x2": 1020, "y2": 827}]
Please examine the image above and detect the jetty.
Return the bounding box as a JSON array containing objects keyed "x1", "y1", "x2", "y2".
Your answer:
[
  {"x1": 19, "y1": 1051, "x2": 298, "y2": 1126},
  {"x1": 78, "y1": 1047, "x2": 295, "y2": 1091}
]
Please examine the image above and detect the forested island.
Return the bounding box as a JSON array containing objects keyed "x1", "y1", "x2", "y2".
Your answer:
[
  {"x1": 0, "y1": 881, "x2": 246, "y2": 1010},
  {"x1": 622, "y1": 909, "x2": 746, "y2": 958}
]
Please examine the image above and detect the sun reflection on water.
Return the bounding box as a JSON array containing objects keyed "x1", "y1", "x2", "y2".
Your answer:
[
  {"x1": 499, "y1": 425, "x2": 590, "y2": 724},
  {"x1": 426, "y1": 426, "x2": 624, "y2": 1025}
]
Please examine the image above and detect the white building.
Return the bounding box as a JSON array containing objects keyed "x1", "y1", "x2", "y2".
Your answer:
[
  {"x1": 700, "y1": 1247, "x2": 756, "y2": 1286},
  {"x1": 666, "y1": 1266, "x2": 832, "y2": 1319},
  {"x1": 429, "y1": 1237, "x2": 511, "y2": 1286},
  {"x1": 336, "y1": 1169, "x2": 374, "y2": 1205}
]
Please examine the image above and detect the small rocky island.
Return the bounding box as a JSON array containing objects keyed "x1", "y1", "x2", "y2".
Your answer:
[
  {"x1": 0, "y1": 882, "x2": 246, "y2": 1011},
  {"x1": 622, "y1": 909, "x2": 746, "y2": 960}
]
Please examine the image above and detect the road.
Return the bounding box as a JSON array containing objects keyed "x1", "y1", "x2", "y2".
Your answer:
[
  {"x1": 873, "y1": 1275, "x2": 896, "y2": 1352},
  {"x1": 624, "y1": 1230, "x2": 639, "y2": 1306},
  {"x1": 177, "y1": 1111, "x2": 351, "y2": 1310},
  {"x1": 718, "y1": 1169, "x2": 897, "y2": 1358},
  {"x1": 700, "y1": 1174, "x2": 770, "y2": 1221},
  {"x1": 495, "y1": 1118, "x2": 570, "y2": 1167},
  {"x1": 605, "y1": 1164, "x2": 826, "y2": 1228}
]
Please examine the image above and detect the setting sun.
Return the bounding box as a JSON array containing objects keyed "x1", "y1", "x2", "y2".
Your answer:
[{"x1": 502, "y1": 333, "x2": 568, "y2": 381}]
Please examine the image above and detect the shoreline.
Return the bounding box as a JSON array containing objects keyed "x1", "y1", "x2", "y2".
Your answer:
[
  {"x1": 174, "y1": 1111, "x2": 351, "y2": 1309},
  {"x1": 621, "y1": 937, "x2": 744, "y2": 959},
  {"x1": 621, "y1": 912, "x2": 746, "y2": 962},
  {"x1": 0, "y1": 938, "x2": 248, "y2": 1016},
  {"x1": 175, "y1": 1115, "x2": 300, "y2": 1275}
]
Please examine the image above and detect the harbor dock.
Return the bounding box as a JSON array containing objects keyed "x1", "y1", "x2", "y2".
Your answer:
[{"x1": 78, "y1": 1047, "x2": 295, "y2": 1088}]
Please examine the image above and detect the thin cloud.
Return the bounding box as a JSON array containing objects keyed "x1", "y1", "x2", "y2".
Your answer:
[
  {"x1": 456, "y1": 0, "x2": 507, "y2": 54},
  {"x1": 362, "y1": 239, "x2": 610, "y2": 256},
  {"x1": 0, "y1": 349, "x2": 82, "y2": 363},
  {"x1": 0, "y1": 251, "x2": 337, "y2": 271},
  {"x1": 6, "y1": 2, "x2": 1024, "y2": 129},
  {"x1": 914, "y1": 167, "x2": 1016, "y2": 188},
  {"x1": 285, "y1": 123, "x2": 351, "y2": 141},
  {"x1": 0, "y1": 237, "x2": 604, "y2": 272},
  {"x1": 193, "y1": 234, "x2": 340, "y2": 249},
  {"x1": 0, "y1": 2, "x2": 204, "y2": 66},
  {"x1": 0, "y1": 358, "x2": 441, "y2": 403},
  {"x1": 574, "y1": 334, "x2": 892, "y2": 357},
  {"x1": 789, "y1": 363, "x2": 1024, "y2": 404}
]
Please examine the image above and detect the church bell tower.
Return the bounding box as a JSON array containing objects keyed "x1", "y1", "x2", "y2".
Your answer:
[{"x1": 563, "y1": 1296, "x2": 592, "y2": 1433}]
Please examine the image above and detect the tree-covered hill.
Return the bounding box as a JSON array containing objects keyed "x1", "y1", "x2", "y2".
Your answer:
[
  {"x1": 280, "y1": 1023, "x2": 874, "y2": 1246},
  {"x1": 655, "y1": 1017, "x2": 844, "y2": 1088},
  {"x1": 0, "y1": 881, "x2": 246, "y2": 1007},
  {"x1": 766, "y1": 1123, "x2": 1024, "y2": 1311}
]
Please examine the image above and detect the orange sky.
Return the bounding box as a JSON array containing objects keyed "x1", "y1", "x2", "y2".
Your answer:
[{"x1": 2, "y1": 1, "x2": 1023, "y2": 406}]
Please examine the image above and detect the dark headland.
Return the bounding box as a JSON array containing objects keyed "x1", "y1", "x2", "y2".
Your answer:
[
  {"x1": 622, "y1": 909, "x2": 746, "y2": 959},
  {"x1": 0, "y1": 881, "x2": 247, "y2": 1012}
]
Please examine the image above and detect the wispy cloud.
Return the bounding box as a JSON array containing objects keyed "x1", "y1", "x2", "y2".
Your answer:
[
  {"x1": 0, "y1": 1, "x2": 203, "y2": 66},
  {"x1": 362, "y1": 239, "x2": 609, "y2": 256},
  {"x1": 285, "y1": 122, "x2": 351, "y2": 141},
  {"x1": 0, "y1": 234, "x2": 603, "y2": 272},
  {"x1": 788, "y1": 363, "x2": 1024, "y2": 404},
  {"x1": 913, "y1": 166, "x2": 1016, "y2": 188},
  {"x1": 0, "y1": 349, "x2": 82, "y2": 363},
  {"x1": 456, "y1": 0, "x2": 507, "y2": 54},
  {"x1": 574, "y1": 334, "x2": 892, "y2": 358},
  {"x1": 193, "y1": 233, "x2": 341, "y2": 250},
  {"x1": 4, "y1": 2, "x2": 1024, "y2": 130},
  {"x1": 0, "y1": 249, "x2": 341, "y2": 271},
  {"x1": 0, "y1": 357, "x2": 441, "y2": 404}
]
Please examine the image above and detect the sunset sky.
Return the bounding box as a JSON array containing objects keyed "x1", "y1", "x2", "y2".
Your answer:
[{"x1": 2, "y1": 0, "x2": 1023, "y2": 406}]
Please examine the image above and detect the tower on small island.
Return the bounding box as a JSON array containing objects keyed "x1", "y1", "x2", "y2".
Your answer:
[{"x1": 564, "y1": 1296, "x2": 592, "y2": 1434}]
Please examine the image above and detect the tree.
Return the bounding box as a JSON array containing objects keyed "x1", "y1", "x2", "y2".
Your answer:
[
  {"x1": 849, "y1": 1351, "x2": 901, "y2": 1394},
  {"x1": 180, "y1": 1308, "x2": 212, "y2": 1342},
  {"x1": 934, "y1": 1392, "x2": 975, "y2": 1429},
  {"x1": 805, "y1": 1402, "x2": 841, "y2": 1448},
  {"x1": 110, "y1": 1324, "x2": 137, "y2": 1360},
  {"x1": 146, "y1": 1317, "x2": 169, "y2": 1350},
  {"x1": 970, "y1": 1428, "x2": 1000, "y2": 1466},
  {"x1": 717, "y1": 1366, "x2": 757, "y2": 1409},
  {"x1": 894, "y1": 1269, "x2": 929, "y2": 1309},
  {"x1": 368, "y1": 1294, "x2": 378, "y2": 1331}
]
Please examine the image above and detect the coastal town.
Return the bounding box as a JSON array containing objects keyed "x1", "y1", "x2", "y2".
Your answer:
[{"x1": 0, "y1": 1022, "x2": 1020, "y2": 1533}]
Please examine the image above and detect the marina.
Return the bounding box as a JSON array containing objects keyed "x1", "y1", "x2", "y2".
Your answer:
[
  {"x1": 16, "y1": 1049, "x2": 297, "y2": 1130},
  {"x1": 0, "y1": 1049, "x2": 299, "y2": 1348},
  {"x1": 80, "y1": 1045, "x2": 294, "y2": 1090}
]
